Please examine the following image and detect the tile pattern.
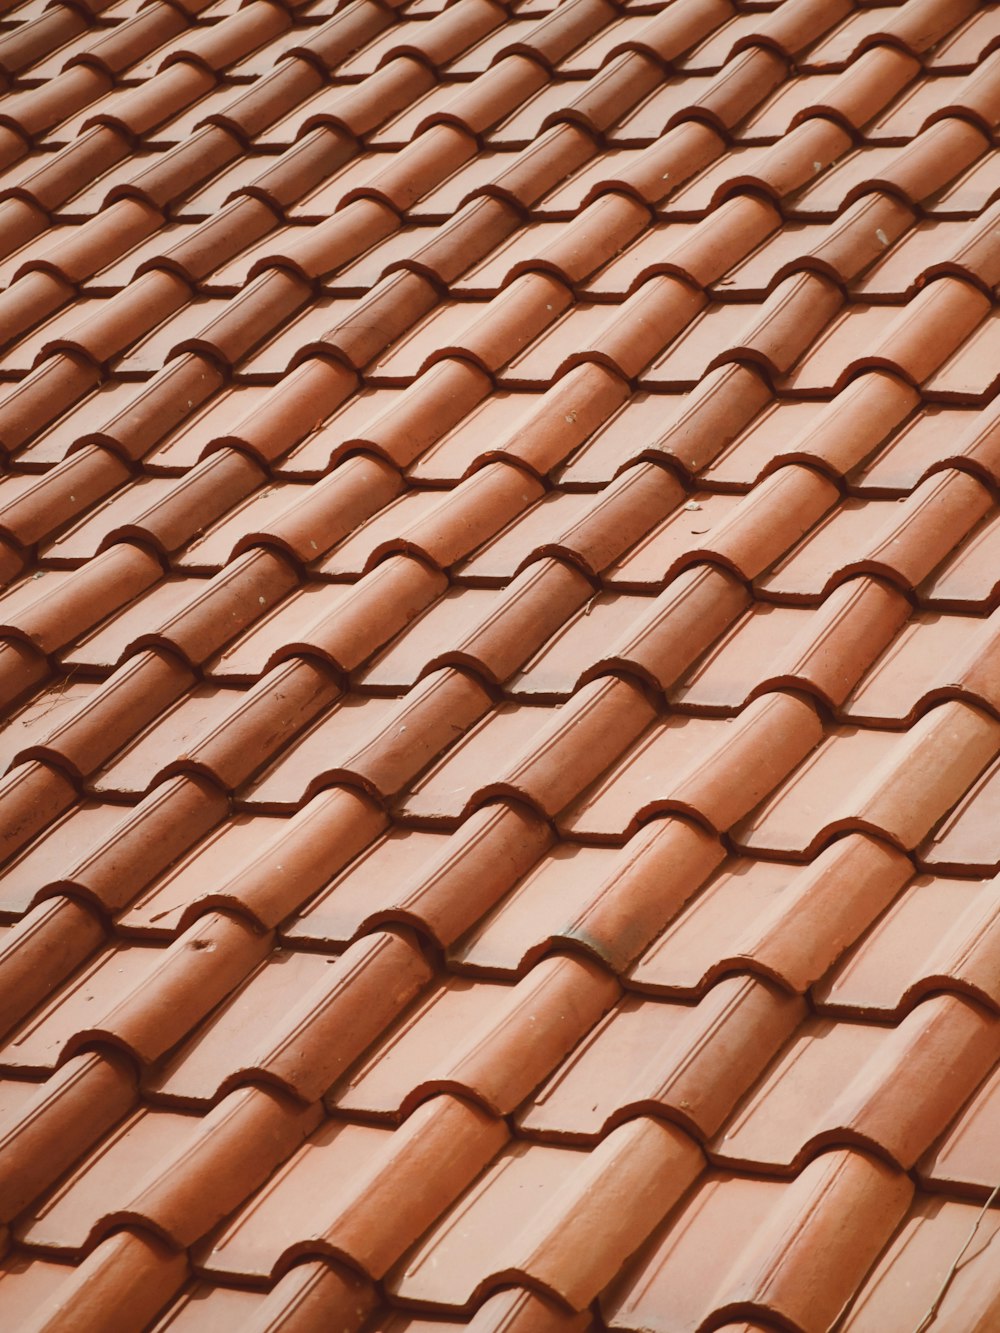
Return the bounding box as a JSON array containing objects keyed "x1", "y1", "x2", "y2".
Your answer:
[{"x1": 0, "y1": 0, "x2": 997, "y2": 1327}]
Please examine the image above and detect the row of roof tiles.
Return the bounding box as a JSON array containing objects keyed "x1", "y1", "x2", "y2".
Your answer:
[
  {"x1": 1, "y1": 1139, "x2": 997, "y2": 1331},
  {"x1": 10, "y1": 356, "x2": 1000, "y2": 492},
  {"x1": 3, "y1": 451, "x2": 1000, "y2": 630},
  {"x1": 2, "y1": 0, "x2": 995, "y2": 106},
  {"x1": 3, "y1": 663, "x2": 1000, "y2": 867},
  {"x1": 10, "y1": 23, "x2": 1000, "y2": 163},
  {"x1": 0, "y1": 1019, "x2": 997, "y2": 1329},
  {"x1": 5, "y1": 792, "x2": 998, "y2": 1020}
]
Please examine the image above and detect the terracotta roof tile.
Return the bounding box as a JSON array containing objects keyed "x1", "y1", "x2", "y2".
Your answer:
[
  {"x1": 628, "y1": 833, "x2": 912, "y2": 996},
  {"x1": 817, "y1": 871, "x2": 1000, "y2": 1015},
  {"x1": 841, "y1": 1195, "x2": 1000, "y2": 1329},
  {"x1": 0, "y1": 0, "x2": 998, "y2": 1325}
]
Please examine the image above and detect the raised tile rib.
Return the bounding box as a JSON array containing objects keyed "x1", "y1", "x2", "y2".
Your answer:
[
  {"x1": 818, "y1": 872, "x2": 1000, "y2": 1015},
  {"x1": 629, "y1": 834, "x2": 912, "y2": 998},
  {"x1": 605, "y1": 1150, "x2": 912, "y2": 1332},
  {"x1": 11, "y1": 1232, "x2": 188, "y2": 1333},
  {"x1": 714, "y1": 993, "x2": 999, "y2": 1171},
  {"x1": 197, "y1": 1094, "x2": 507, "y2": 1280},
  {"x1": 285, "y1": 799, "x2": 551, "y2": 953}
]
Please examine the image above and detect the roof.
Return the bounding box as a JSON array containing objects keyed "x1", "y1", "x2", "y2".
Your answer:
[{"x1": 0, "y1": 0, "x2": 998, "y2": 1326}]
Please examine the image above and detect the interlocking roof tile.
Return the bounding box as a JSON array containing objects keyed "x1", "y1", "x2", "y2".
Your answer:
[{"x1": 0, "y1": 0, "x2": 997, "y2": 1326}]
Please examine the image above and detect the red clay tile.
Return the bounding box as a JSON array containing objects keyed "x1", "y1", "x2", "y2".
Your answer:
[
  {"x1": 0, "y1": 1049, "x2": 136, "y2": 1224},
  {"x1": 507, "y1": 279, "x2": 706, "y2": 388},
  {"x1": 0, "y1": 1233, "x2": 187, "y2": 1333},
  {"x1": 0, "y1": 680, "x2": 99, "y2": 780},
  {"x1": 0, "y1": 777, "x2": 224, "y2": 918},
  {"x1": 672, "y1": 578, "x2": 911, "y2": 711},
  {"x1": 284, "y1": 802, "x2": 551, "y2": 951},
  {"x1": 746, "y1": 50, "x2": 919, "y2": 139},
  {"x1": 589, "y1": 196, "x2": 780, "y2": 296},
  {"x1": 607, "y1": 465, "x2": 839, "y2": 591},
  {"x1": 694, "y1": 398, "x2": 831, "y2": 486},
  {"x1": 603, "y1": 1150, "x2": 912, "y2": 1333},
  {"x1": 87, "y1": 658, "x2": 338, "y2": 796},
  {"x1": 19, "y1": 1087, "x2": 318, "y2": 1253},
  {"x1": 403, "y1": 675, "x2": 657, "y2": 824},
  {"x1": 629, "y1": 834, "x2": 912, "y2": 997},
  {"x1": 516, "y1": 565, "x2": 749, "y2": 700},
  {"x1": 738, "y1": 701, "x2": 1000, "y2": 856},
  {"x1": 920, "y1": 1059, "x2": 1000, "y2": 1195},
  {"x1": 547, "y1": 390, "x2": 697, "y2": 484},
  {"x1": 842, "y1": 609, "x2": 1000, "y2": 724},
  {"x1": 459, "y1": 462, "x2": 685, "y2": 583},
  {"x1": 841, "y1": 1194, "x2": 1000, "y2": 1330},
  {"x1": 331, "y1": 952, "x2": 619, "y2": 1119},
  {"x1": 197, "y1": 1095, "x2": 508, "y2": 1280},
  {"x1": 919, "y1": 752, "x2": 1000, "y2": 873},
  {"x1": 0, "y1": 894, "x2": 104, "y2": 1036},
  {"x1": 818, "y1": 871, "x2": 1000, "y2": 1016},
  {"x1": 851, "y1": 220, "x2": 958, "y2": 299},
  {"x1": 150, "y1": 931, "x2": 432, "y2": 1105},
  {"x1": 358, "y1": 558, "x2": 591, "y2": 691},
  {"x1": 783, "y1": 279, "x2": 991, "y2": 394},
  {"x1": 122, "y1": 786, "x2": 385, "y2": 937},
  {"x1": 931, "y1": 148, "x2": 1000, "y2": 215},
  {"x1": 318, "y1": 463, "x2": 543, "y2": 578},
  {"x1": 209, "y1": 560, "x2": 444, "y2": 681},
  {"x1": 790, "y1": 119, "x2": 988, "y2": 217},
  {"x1": 715, "y1": 995, "x2": 998, "y2": 1170},
  {"x1": 562, "y1": 691, "x2": 823, "y2": 840},
  {"x1": 177, "y1": 456, "x2": 402, "y2": 571},
  {"x1": 926, "y1": 304, "x2": 1000, "y2": 399},
  {"x1": 244, "y1": 668, "x2": 493, "y2": 811},
  {"x1": 521, "y1": 977, "x2": 802, "y2": 1142},
  {"x1": 846, "y1": 405, "x2": 981, "y2": 494},
  {"x1": 451, "y1": 816, "x2": 723, "y2": 977},
  {"x1": 0, "y1": 912, "x2": 271, "y2": 1071},
  {"x1": 759, "y1": 470, "x2": 994, "y2": 603},
  {"x1": 390, "y1": 1118, "x2": 702, "y2": 1311},
  {"x1": 644, "y1": 273, "x2": 843, "y2": 387},
  {"x1": 151, "y1": 1265, "x2": 375, "y2": 1332},
  {"x1": 919, "y1": 507, "x2": 1000, "y2": 609},
  {"x1": 1, "y1": 2, "x2": 999, "y2": 1323},
  {"x1": 405, "y1": 365, "x2": 629, "y2": 485},
  {"x1": 0, "y1": 542, "x2": 162, "y2": 656}
]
